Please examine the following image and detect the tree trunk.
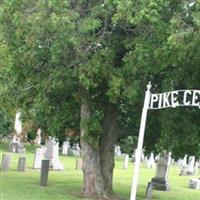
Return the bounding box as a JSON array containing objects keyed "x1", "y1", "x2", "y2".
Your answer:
[
  {"x1": 80, "y1": 95, "x2": 105, "y2": 197},
  {"x1": 80, "y1": 94, "x2": 119, "y2": 199},
  {"x1": 100, "y1": 105, "x2": 119, "y2": 195}
]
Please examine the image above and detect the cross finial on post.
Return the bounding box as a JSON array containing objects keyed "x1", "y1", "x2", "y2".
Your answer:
[{"x1": 147, "y1": 82, "x2": 152, "y2": 92}]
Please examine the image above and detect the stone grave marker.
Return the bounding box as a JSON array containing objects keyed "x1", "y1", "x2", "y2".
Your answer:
[
  {"x1": 1, "y1": 154, "x2": 11, "y2": 171},
  {"x1": 195, "y1": 161, "x2": 200, "y2": 175},
  {"x1": 17, "y1": 157, "x2": 26, "y2": 171},
  {"x1": 40, "y1": 160, "x2": 50, "y2": 186},
  {"x1": 62, "y1": 140, "x2": 70, "y2": 155},
  {"x1": 114, "y1": 145, "x2": 121, "y2": 157},
  {"x1": 147, "y1": 153, "x2": 155, "y2": 168},
  {"x1": 45, "y1": 138, "x2": 64, "y2": 170},
  {"x1": 123, "y1": 154, "x2": 129, "y2": 169},
  {"x1": 189, "y1": 178, "x2": 200, "y2": 189},
  {"x1": 70, "y1": 143, "x2": 81, "y2": 157},
  {"x1": 187, "y1": 156, "x2": 195, "y2": 175},
  {"x1": 146, "y1": 151, "x2": 171, "y2": 195},
  {"x1": 34, "y1": 128, "x2": 42, "y2": 145},
  {"x1": 33, "y1": 148, "x2": 43, "y2": 169}
]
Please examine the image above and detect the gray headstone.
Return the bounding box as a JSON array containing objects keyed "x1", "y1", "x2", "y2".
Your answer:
[
  {"x1": 9, "y1": 142, "x2": 18, "y2": 153},
  {"x1": 189, "y1": 178, "x2": 200, "y2": 189},
  {"x1": 147, "y1": 152, "x2": 171, "y2": 191},
  {"x1": 45, "y1": 139, "x2": 64, "y2": 170},
  {"x1": 1, "y1": 154, "x2": 11, "y2": 171},
  {"x1": 40, "y1": 160, "x2": 50, "y2": 186},
  {"x1": 17, "y1": 157, "x2": 26, "y2": 171}
]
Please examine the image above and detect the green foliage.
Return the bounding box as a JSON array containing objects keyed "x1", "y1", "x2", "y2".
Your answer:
[
  {"x1": 119, "y1": 136, "x2": 138, "y2": 156},
  {"x1": 81, "y1": 113, "x2": 103, "y2": 148},
  {"x1": 0, "y1": 0, "x2": 200, "y2": 157},
  {"x1": 0, "y1": 108, "x2": 13, "y2": 137}
]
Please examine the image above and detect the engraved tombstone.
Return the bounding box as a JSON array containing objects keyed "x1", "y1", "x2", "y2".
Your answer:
[{"x1": 146, "y1": 152, "x2": 171, "y2": 192}]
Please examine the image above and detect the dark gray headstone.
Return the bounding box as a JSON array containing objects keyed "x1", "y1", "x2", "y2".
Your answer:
[
  {"x1": 40, "y1": 160, "x2": 50, "y2": 186},
  {"x1": 0, "y1": 154, "x2": 11, "y2": 171},
  {"x1": 17, "y1": 157, "x2": 26, "y2": 171}
]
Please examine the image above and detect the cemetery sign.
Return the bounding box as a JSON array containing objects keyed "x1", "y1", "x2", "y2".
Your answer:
[{"x1": 130, "y1": 83, "x2": 200, "y2": 200}]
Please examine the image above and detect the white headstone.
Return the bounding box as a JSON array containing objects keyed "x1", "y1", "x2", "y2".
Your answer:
[
  {"x1": 115, "y1": 145, "x2": 121, "y2": 157},
  {"x1": 71, "y1": 143, "x2": 81, "y2": 156},
  {"x1": 187, "y1": 156, "x2": 195, "y2": 175},
  {"x1": 195, "y1": 161, "x2": 200, "y2": 175},
  {"x1": 62, "y1": 140, "x2": 70, "y2": 155},
  {"x1": 45, "y1": 138, "x2": 64, "y2": 170},
  {"x1": 123, "y1": 154, "x2": 129, "y2": 169},
  {"x1": 34, "y1": 128, "x2": 42, "y2": 145},
  {"x1": 147, "y1": 153, "x2": 155, "y2": 168},
  {"x1": 183, "y1": 154, "x2": 188, "y2": 166},
  {"x1": 33, "y1": 148, "x2": 43, "y2": 169}
]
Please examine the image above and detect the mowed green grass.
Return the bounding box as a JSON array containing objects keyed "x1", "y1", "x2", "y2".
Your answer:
[{"x1": 0, "y1": 142, "x2": 199, "y2": 200}]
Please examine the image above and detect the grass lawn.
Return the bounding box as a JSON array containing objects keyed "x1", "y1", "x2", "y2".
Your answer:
[{"x1": 0, "y1": 142, "x2": 199, "y2": 200}]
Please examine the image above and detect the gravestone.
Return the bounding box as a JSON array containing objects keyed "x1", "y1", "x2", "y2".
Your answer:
[
  {"x1": 17, "y1": 157, "x2": 26, "y2": 171},
  {"x1": 33, "y1": 148, "x2": 43, "y2": 169},
  {"x1": 0, "y1": 154, "x2": 11, "y2": 171},
  {"x1": 45, "y1": 138, "x2": 64, "y2": 170},
  {"x1": 9, "y1": 135, "x2": 25, "y2": 153},
  {"x1": 189, "y1": 178, "x2": 200, "y2": 189},
  {"x1": 17, "y1": 143, "x2": 26, "y2": 153},
  {"x1": 62, "y1": 140, "x2": 70, "y2": 155},
  {"x1": 9, "y1": 142, "x2": 19, "y2": 153},
  {"x1": 114, "y1": 145, "x2": 121, "y2": 157},
  {"x1": 76, "y1": 159, "x2": 82, "y2": 170},
  {"x1": 40, "y1": 160, "x2": 50, "y2": 186},
  {"x1": 146, "y1": 152, "x2": 171, "y2": 192},
  {"x1": 123, "y1": 154, "x2": 129, "y2": 169},
  {"x1": 132, "y1": 149, "x2": 144, "y2": 162},
  {"x1": 34, "y1": 128, "x2": 42, "y2": 145},
  {"x1": 195, "y1": 161, "x2": 200, "y2": 175},
  {"x1": 179, "y1": 165, "x2": 187, "y2": 176},
  {"x1": 147, "y1": 153, "x2": 155, "y2": 168},
  {"x1": 71, "y1": 143, "x2": 81, "y2": 157},
  {"x1": 183, "y1": 154, "x2": 188, "y2": 166},
  {"x1": 187, "y1": 156, "x2": 195, "y2": 175}
]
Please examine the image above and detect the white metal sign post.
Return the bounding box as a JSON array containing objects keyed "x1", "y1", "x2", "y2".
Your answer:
[
  {"x1": 130, "y1": 83, "x2": 200, "y2": 200},
  {"x1": 130, "y1": 82, "x2": 151, "y2": 200}
]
